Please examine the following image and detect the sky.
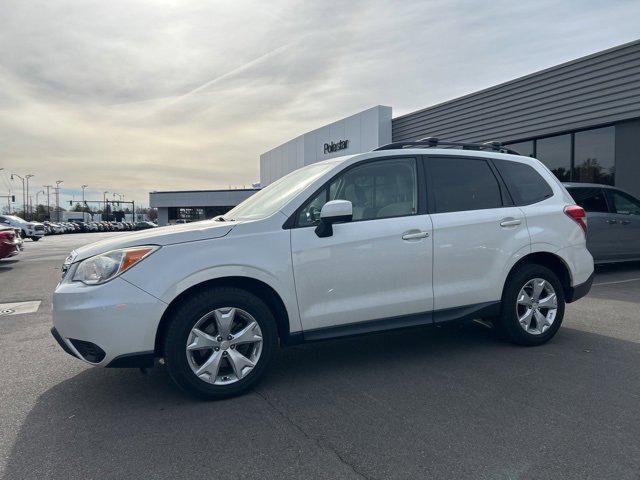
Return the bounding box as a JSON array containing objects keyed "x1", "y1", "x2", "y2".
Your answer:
[{"x1": 1, "y1": 0, "x2": 639, "y2": 209}]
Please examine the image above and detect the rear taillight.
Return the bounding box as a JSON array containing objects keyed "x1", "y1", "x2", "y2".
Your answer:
[{"x1": 564, "y1": 205, "x2": 587, "y2": 235}]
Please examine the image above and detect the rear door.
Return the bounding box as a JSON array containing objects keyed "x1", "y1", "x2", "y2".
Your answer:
[
  {"x1": 604, "y1": 188, "x2": 640, "y2": 259},
  {"x1": 426, "y1": 155, "x2": 529, "y2": 313},
  {"x1": 566, "y1": 186, "x2": 620, "y2": 262}
]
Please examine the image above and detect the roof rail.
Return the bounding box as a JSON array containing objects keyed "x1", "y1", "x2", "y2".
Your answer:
[{"x1": 374, "y1": 137, "x2": 521, "y2": 155}]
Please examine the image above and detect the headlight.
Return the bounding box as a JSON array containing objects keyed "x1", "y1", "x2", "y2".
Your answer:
[{"x1": 72, "y1": 246, "x2": 159, "y2": 285}]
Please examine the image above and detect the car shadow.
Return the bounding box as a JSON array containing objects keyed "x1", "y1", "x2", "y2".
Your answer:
[
  {"x1": 4, "y1": 323, "x2": 640, "y2": 479},
  {"x1": 595, "y1": 260, "x2": 640, "y2": 274},
  {"x1": 0, "y1": 259, "x2": 18, "y2": 271}
]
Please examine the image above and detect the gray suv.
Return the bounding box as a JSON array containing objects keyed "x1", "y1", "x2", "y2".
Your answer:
[{"x1": 565, "y1": 183, "x2": 640, "y2": 263}]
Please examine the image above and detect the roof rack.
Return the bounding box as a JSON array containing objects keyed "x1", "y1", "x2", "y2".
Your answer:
[{"x1": 374, "y1": 137, "x2": 521, "y2": 155}]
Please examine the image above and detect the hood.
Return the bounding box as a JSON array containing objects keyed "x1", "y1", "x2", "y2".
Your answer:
[{"x1": 72, "y1": 219, "x2": 237, "y2": 262}]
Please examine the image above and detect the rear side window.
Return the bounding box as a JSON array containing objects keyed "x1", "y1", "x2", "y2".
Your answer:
[
  {"x1": 429, "y1": 157, "x2": 502, "y2": 213},
  {"x1": 493, "y1": 160, "x2": 553, "y2": 205},
  {"x1": 567, "y1": 187, "x2": 608, "y2": 213}
]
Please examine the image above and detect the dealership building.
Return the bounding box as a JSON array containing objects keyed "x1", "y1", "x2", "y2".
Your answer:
[
  {"x1": 152, "y1": 39, "x2": 640, "y2": 225},
  {"x1": 150, "y1": 188, "x2": 258, "y2": 226}
]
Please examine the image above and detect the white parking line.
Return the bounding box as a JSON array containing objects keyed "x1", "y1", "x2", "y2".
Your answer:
[
  {"x1": 0, "y1": 301, "x2": 41, "y2": 316},
  {"x1": 593, "y1": 277, "x2": 640, "y2": 287}
]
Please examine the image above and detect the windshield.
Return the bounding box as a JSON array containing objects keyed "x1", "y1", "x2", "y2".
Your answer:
[
  {"x1": 3, "y1": 215, "x2": 25, "y2": 224},
  {"x1": 223, "y1": 162, "x2": 339, "y2": 221}
]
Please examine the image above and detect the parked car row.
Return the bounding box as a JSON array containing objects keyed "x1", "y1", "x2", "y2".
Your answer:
[
  {"x1": 42, "y1": 220, "x2": 158, "y2": 235},
  {"x1": 0, "y1": 215, "x2": 158, "y2": 243}
]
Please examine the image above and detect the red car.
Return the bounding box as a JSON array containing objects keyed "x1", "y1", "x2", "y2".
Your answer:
[{"x1": 0, "y1": 227, "x2": 20, "y2": 260}]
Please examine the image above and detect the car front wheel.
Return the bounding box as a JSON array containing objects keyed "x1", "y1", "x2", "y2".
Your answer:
[
  {"x1": 164, "y1": 287, "x2": 278, "y2": 400},
  {"x1": 495, "y1": 264, "x2": 565, "y2": 346}
]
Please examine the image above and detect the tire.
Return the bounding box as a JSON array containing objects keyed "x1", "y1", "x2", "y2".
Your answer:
[
  {"x1": 31, "y1": 236, "x2": 40, "y2": 242},
  {"x1": 164, "y1": 287, "x2": 278, "y2": 400},
  {"x1": 495, "y1": 264, "x2": 565, "y2": 346}
]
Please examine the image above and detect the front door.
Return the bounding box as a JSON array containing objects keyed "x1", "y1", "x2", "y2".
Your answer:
[
  {"x1": 605, "y1": 188, "x2": 640, "y2": 259},
  {"x1": 290, "y1": 157, "x2": 433, "y2": 332}
]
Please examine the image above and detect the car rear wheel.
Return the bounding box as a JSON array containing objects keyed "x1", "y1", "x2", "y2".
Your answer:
[
  {"x1": 495, "y1": 264, "x2": 565, "y2": 346},
  {"x1": 30, "y1": 236, "x2": 40, "y2": 241},
  {"x1": 164, "y1": 287, "x2": 277, "y2": 400}
]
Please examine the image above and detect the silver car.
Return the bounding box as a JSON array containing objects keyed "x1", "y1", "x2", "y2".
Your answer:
[{"x1": 565, "y1": 183, "x2": 640, "y2": 263}]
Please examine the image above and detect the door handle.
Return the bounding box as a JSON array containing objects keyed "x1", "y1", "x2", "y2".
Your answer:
[
  {"x1": 500, "y1": 218, "x2": 522, "y2": 227},
  {"x1": 402, "y1": 230, "x2": 429, "y2": 240}
]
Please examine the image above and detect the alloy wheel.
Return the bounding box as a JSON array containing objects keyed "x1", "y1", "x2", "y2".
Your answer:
[
  {"x1": 516, "y1": 278, "x2": 558, "y2": 335},
  {"x1": 186, "y1": 307, "x2": 263, "y2": 385}
]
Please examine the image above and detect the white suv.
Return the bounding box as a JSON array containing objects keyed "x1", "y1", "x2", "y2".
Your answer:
[
  {"x1": 0, "y1": 215, "x2": 45, "y2": 241},
  {"x1": 52, "y1": 139, "x2": 594, "y2": 399}
]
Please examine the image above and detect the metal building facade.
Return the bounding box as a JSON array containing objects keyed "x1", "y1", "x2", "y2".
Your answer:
[{"x1": 391, "y1": 39, "x2": 640, "y2": 197}]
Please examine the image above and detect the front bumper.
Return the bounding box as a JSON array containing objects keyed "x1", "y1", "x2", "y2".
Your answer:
[{"x1": 52, "y1": 276, "x2": 167, "y2": 367}]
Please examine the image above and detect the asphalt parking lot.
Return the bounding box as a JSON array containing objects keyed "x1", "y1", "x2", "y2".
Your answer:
[{"x1": 1, "y1": 233, "x2": 639, "y2": 480}]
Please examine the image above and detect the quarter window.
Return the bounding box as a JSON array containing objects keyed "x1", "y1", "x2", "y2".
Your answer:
[
  {"x1": 430, "y1": 157, "x2": 502, "y2": 213},
  {"x1": 297, "y1": 158, "x2": 418, "y2": 226},
  {"x1": 493, "y1": 160, "x2": 553, "y2": 205},
  {"x1": 568, "y1": 188, "x2": 608, "y2": 213}
]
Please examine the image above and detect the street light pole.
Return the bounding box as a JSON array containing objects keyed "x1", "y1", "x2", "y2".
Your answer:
[
  {"x1": 55, "y1": 180, "x2": 63, "y2": 222},
  {"x1": 25, "y1": 174, "x2": 34, "y2": 220},
  {"x1": 43, "y1": 185, "x2": 52, "y2": 220},
  {"x1": 35, "y1": 190, "x2": 44, "y2": 220},
  {"x1": 81, "y1": 185, "x2": 88, "y2": 221},
  {"x1": 103, "y1": 191, "x2": 109, "y2": 221},
  {"x1": 0, "y1": 168, "x2": 8, "y2": 213},
  {"x1": 10, "y1": 173, "x2": 26, "y2": 219}
]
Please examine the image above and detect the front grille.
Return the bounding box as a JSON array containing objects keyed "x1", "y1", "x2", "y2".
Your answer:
[
  {"x1": 69, "y1": 339, "x2": 106, "y2": 363},
  {"x1": 34, "y1": 225, "x2": 44, "y2": 231}
]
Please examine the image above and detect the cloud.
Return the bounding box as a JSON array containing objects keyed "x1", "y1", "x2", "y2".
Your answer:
[{"x1": 0, "y1": 0, "x2": 638, "y2": 208}]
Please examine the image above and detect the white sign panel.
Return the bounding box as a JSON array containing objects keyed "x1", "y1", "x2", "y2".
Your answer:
[{"x1": 260, "y1": 105, "x2": 392, "y2": 186}]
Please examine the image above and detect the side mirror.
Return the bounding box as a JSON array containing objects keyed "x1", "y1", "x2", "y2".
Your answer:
[{"x1": 315, "y1": 200, "x2": 353, "y2": 238}]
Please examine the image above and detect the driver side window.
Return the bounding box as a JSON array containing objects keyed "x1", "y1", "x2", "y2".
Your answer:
[
  {"x1": 607, "y1": 190, "x2": 640, "y2": 216},
  {"x1": 296, "y1": 158, "x2": 417, "y2": 227}
]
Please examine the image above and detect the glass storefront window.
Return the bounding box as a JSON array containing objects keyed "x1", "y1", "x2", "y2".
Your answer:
[
  {"x1": 574, "y1": 126, "x2": 615, "y2": 185},
  {"x1": 535, "y1": 134, "x2": 572, "y2": 181},
  {"x1": 168, "y1": 206, "x2": 234, "y2": 222},
  {"x1": 506, "y1": 140, "x2": 534, "y2": 157}
]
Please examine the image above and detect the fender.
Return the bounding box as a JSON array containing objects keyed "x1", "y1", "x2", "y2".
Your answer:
[
  {"x1": 157, "y1": 264, "x2": 303, "y2": 335},
  {"x1": 497, "y1": 242, "x2": 574, "y2": 299}
]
